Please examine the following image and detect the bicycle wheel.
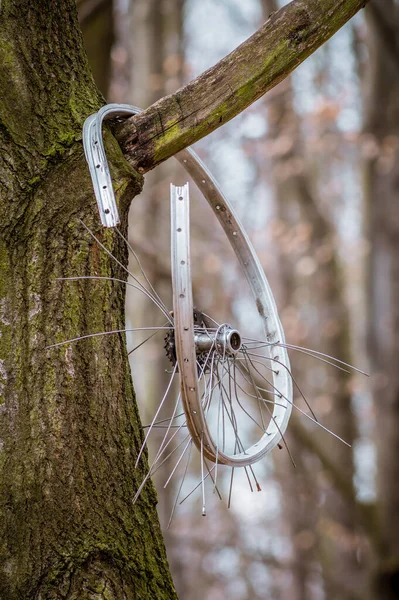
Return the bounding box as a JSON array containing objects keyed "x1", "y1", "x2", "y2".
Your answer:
[
  {"x1": 46, "y1": 102, "x2": 363, "y2": 520},
  {"x1": 82, "y1": 103, "x2": 293, "y2": 469},
  {"x1": 171, "y1": 175, "x2": 293, "y2": 467}
]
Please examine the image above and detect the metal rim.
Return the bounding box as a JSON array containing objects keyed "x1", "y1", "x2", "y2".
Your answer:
[
  {"x1": 83, "y1": 103, "x2": 293, "y2": 467},
  {"x1": 171, "y1": 181, "x2": 292, "y2": 466}
]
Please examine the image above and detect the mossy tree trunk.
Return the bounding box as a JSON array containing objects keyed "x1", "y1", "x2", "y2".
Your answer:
[
  {"x1": 0, "y1": 1, "x2": 176, "y2": 598},
  {"x1": 0, "y1": 0, "x2": 369, "y2": 597}
]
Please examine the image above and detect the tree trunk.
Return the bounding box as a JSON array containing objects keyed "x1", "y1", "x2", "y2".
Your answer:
[
  {"x1": 0, "y1": 1, "x2": 176, "y2": 597},
  {"x1": 77, "y1": 0, "x2": 114, "y2": 98},
  {"x1": 364, "y1": 2, "x2": 399, "y2": 597}
]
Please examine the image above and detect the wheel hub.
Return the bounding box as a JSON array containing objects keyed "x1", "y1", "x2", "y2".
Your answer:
[
  {"x1": 194, "y1": 324, "x2": 242, "y2": 357},
  {"x1": 164, "y1": 311, "x2": 242, "y2": 370}
]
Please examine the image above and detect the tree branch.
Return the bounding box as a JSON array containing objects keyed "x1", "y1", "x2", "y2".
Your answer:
[{"x1": 115, "y1": 0, "x2": 369, "y2": 173}]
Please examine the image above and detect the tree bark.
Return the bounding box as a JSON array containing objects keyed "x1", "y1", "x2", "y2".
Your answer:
[{"x1": 0, "y1": 1, "x2": 176, "y2": 598}]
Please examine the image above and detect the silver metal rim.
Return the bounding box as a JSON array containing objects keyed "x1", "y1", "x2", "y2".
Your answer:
[
  {"x1": 83, "y1": 103, "x2": 293, "y2": 467},
  {"x1": 171, "y1": 180, "x2": 292, "y2": 466}
]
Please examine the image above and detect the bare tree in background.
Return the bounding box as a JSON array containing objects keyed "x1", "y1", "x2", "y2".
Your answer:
[
  {"x1": 78, "y1": 0, "x2": 114, "y2": 97},
  {"x1": 261, "y1": 1, "x2": 371, "y2": 598},
  {"x1": 364, "y1": 2, "x2": 399, "y2": 598}
]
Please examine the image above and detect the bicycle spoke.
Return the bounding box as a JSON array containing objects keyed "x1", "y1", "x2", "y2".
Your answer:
[
  {"x1": 241, "y1": 349, "x2": 351, "y2": 448},
  {"x1": 142, "y1": 412, "x2": 185, "y2": 428},
  {"x1": 243, "y1": 349, "x2": 318, "y2": 422},
  {"x1": 167, "y1": 440, "x2": 193, "y2": 529},
  {"x1": 45, "y1": 326, "x2": 173, "y2": 349},
  {"x1": 56, "y1": 275, "x2": 172, "y2": 324},
  {"x1": 164, "y1": 437, "x2": 193, "y2": 489},
  {"x1": 79, "y1": 220, "x2": 173, "y2": 324},
  {"x1": 128, "y1": 323, "x2": 169, "y2": 355},
  {"x1": 115, "y1": 226, "x2": 170, "y2": 317},
  {"x1": 242, "y1": 336, "x2": 368, "y2": 376},
  {"x1": 135, "y1": 363, "x2": 178, "y2": 467},
  {"x1": 133, "y1": 433, "x2": 190, "y2": 504},
  {"x1": 201, "y1": 433, "x2": 206, "y2": 516},
  {"x1": 228, "y1": 465, "x2": 235, "y2": 509},
  {"x1": 241, "y1": 349, "x2": 296, "y2": 468}
]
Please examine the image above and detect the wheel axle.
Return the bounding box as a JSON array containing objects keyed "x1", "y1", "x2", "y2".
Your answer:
[{"x1": 194, "y1": 324, "x2": 242, "y2": 357}]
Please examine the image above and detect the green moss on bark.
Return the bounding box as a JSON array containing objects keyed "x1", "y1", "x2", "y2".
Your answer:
[{"x1": 0, "y1": 1, "x2": 177, "y2": 598}]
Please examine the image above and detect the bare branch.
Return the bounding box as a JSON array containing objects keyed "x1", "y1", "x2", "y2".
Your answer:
[{"x1": 115, "y1": 0, "x2": 370, "y2": 173}]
